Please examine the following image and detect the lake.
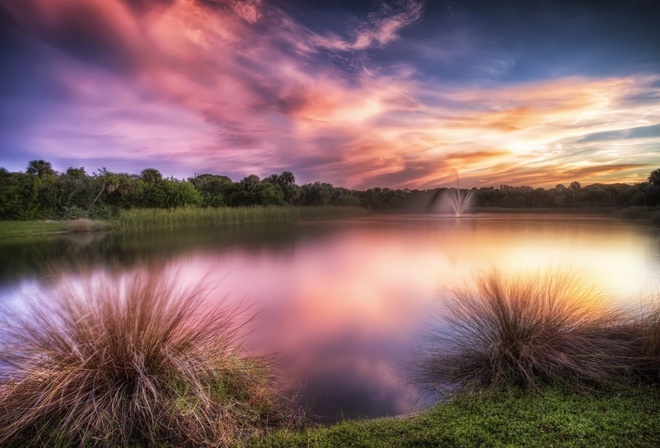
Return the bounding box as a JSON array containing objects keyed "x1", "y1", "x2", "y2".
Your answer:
[{"x1": 1, "y1": 213, "x2": 660, "y2": 422}]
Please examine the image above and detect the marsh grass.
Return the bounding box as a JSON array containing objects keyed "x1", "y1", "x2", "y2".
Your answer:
[
  {"x1": 0, "y1": 269, "x2": 290, "y2": 447},
  {"x1": 115, "y1": 206, "x2": 366, "y2": 231},
  {"x1": 419, "y1": 268, "x2": 637, "y2": 392}
]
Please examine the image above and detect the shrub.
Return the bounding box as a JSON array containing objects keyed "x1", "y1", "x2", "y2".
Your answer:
[
  {"x1": 419, "y1": 268, "x2": 635, "y2": 392},
  {"x1": 60, "y1": 205, "x2": 89, "y2": 220},
  {"x1": 0, "y1": 269, "x2": 289, "y2": 447}
]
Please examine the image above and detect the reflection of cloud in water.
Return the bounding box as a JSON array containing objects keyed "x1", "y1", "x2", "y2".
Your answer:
[
  {"x1": 301, "y1": 360, "x2": 418, "y2": 423},
  {"x1": 264, "y1": 327, "x2": 423, "y2": 422}
]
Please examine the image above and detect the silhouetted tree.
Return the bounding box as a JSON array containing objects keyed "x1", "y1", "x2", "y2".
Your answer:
[
  {"x1": 26, "y1": 160, "x2": 56, "y2": 178},
  {"x1": 648, "y1": 169, "x2": 660, "y2": 186}
]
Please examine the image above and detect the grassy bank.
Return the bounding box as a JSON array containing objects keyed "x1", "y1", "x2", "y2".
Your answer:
[
  {"x1": 248, "y1": 386, "x2": 660, "y2": 448},
  {"x1": 0, "y1": 220, "x2": 69, "y2": 238},
  {"x1": 114, "y1": 206, "x2": 367, "y2": 231},
  {"x1": 0, "y1": 206, "x2": 367, "y2": 238}
]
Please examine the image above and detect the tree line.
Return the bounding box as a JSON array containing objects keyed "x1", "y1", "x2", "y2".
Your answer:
[{"x1": 1, "y1": 160, "x2": 660, "y2": 220}]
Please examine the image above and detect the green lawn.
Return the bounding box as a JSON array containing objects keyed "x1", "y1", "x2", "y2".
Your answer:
[
  {"x1": 247, "y1": 386, "x2": 660, "y2": 448},
  {"x1": 0, "y1": 220, "x2": 68, "y2": 238}
]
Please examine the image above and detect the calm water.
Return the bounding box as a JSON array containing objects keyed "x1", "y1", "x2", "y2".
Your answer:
[{"x1": 2, "y1": 214, "x2": 660, "y2": 421}]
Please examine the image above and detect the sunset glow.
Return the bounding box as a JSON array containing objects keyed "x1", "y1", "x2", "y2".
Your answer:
[{"x1": 1, "y1": 0, "x2": 659, "y2": 188}]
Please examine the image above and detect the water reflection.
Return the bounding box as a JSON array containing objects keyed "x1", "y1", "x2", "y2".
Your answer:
[{"x1": 1, "y1": 214, "x2": 660, "y2": 421}]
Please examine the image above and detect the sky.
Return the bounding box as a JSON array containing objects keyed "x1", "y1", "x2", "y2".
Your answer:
[{"x1": 1, "y1": 0, "x2": 659, "y2": 189}]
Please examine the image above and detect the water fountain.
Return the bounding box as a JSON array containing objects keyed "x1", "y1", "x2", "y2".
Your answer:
[
  {"x1": 443, "y1": 185, "x2": 474, "y2": 217},
  {"x1": 428, "y1": 175, "x2": 474, "y2": 217}
]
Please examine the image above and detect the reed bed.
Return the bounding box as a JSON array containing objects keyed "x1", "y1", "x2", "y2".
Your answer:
[
  {"x1": 0, "y1": 269, "x2": 289, "y2": 447},
  {"x1": 419, "y1": 268, "x2": 638, "y2": 392},
  {"x1": 114, "y1": 206, "x2": 366, "y2": 231}
]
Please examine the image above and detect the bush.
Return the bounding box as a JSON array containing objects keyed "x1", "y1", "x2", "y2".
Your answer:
[
  {"x1": 419, "y1": 268, "x2": 636, "y2": 392},
  {"x1": 0, "y1": 269, "x2": 289, "y2": 447},
  {"x1": 60, "y1": 205, "x2": 89, "y2": 220},
  {"x1": 88, "y1": 203, "x2": 118, "y2": 220}
]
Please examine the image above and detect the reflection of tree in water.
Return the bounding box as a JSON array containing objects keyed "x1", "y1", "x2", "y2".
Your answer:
[{"x1": 0, "y1": 223, "x2": 344, "y2": 286}]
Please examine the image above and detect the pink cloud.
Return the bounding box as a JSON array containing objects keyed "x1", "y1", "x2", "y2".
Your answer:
[{"x1": 4, "y1": 0, "x2": 660, "y2": 187}]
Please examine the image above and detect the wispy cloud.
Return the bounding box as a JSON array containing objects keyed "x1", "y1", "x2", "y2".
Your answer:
[{"x1": 311, "y1": 0, "x2": 425, "y2": 51}]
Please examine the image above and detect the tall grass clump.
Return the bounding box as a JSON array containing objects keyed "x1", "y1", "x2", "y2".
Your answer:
[
  {"x1": 631, "y1": 295, "x2": 660, "y2": 381},
  {"x1": 0, "y1": 269, "x2": 289, "y2": 447},
  {"x1": 66, "y1": 218, "x2": 107, "y2": 233},
  {"x1": 419, "y1": 268, "x2": 635, "y2": 392},
  {"x1": 115, "y1": 206, "x2": 366, "y2": 231}
]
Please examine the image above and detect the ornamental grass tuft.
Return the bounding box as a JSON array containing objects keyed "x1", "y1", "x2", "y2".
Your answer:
[
  {"x1": 419, "y1": 268, "x2": 637, "y2": 392},
  {"x1": 631, "y1": 294, "x2": 660, "y2": 381},
  {"x1": 0, "y1": 269, "x2": 289, "y2": 447}
]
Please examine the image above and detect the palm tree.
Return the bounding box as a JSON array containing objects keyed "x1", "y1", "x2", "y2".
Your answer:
[
  {"x1": 239, "y1": 175, "x2": 261, "y2": 191},
  {"x1": 140, "y1": 168, "x2": 163, "y2": 184},
  {"x1": 279, "y1": 171, "x2": 295, "y2": 186},
  {"x1": 26, "y1": 160, "x2": 55, "y2": 178}
]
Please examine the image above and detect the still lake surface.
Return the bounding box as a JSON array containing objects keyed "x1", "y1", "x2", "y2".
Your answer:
[{"x1": 2, "y1": 213, "x2": 660, "y2": 421}]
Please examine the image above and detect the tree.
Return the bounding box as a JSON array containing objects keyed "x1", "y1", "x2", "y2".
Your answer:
[
  {"x1": 263, "y1": 172, "x2": 299, "y2": 205},
  {"x1": 647, "y1": 169, "x2": 660, "y2": 206},
  {"x1": 89, "y1": 168, "x2": 121, "y2": 210},
  {"x1": 279, "y1": 171, "x2": 295, "y2": 186},
  {"x1": 9, "y1": 173, "x2": 41, "y2": 219},
  {"x1": 228, "y1": 175, "x2": 285, "y2": 206},
  {"x1": 190, "y1": 174, "x2": 233, "y2": 207},
  {"x1": 569, "y1": 182, "x2": 581, "y2": 203},
  {"x1": 56, "y1": 167, "x2": 96, "y2": 217},
  {"x1": 648, "y1": 169, "x2": 660, "y2": 187},
  {"x1": 161, "y1": 179, "x2": 202, "y2": 208},
  {"x1": 26, "y1": 160, "x2": 56, "y2": 178},
  {"x1": 281, "y1": 183, "x2": 301, "y2": 205},
  {"x1": 140, "y1": 168, "x2": 163, "y2": 184},
  {"x1": 239, "y1": 175, "x2": 261, "y2": 192}
]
